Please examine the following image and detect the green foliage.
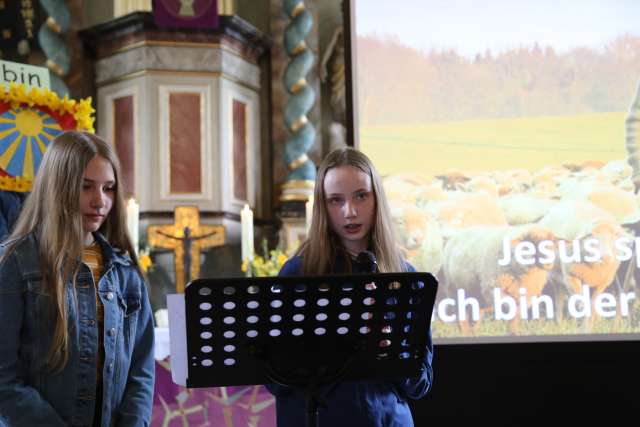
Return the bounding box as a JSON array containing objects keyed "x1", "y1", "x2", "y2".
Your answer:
[{"x1": 242, "y1": 238, "x2": 290, "y2": 277}]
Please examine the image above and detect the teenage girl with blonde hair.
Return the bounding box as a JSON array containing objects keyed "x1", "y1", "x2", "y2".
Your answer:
[
  {"x1": 268, "y1": 146, "x2": 434, "y2": 427},
  {"x1": 0, "y1": 131, "x2": 155, "y2": 426}
]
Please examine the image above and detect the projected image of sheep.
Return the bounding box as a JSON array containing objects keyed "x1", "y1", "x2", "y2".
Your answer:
[{"x1": 355, "y1": 0, "x2": 640, "y2": 342}]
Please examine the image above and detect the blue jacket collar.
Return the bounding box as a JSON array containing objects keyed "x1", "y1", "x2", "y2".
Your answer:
[{"x1": 93, "y1": 232, "x2": 132, "y2": 268}]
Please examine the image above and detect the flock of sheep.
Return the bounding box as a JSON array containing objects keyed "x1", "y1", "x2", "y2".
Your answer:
[{"x1": 384, "y1": 159, "x2": 640, "y2": 334}]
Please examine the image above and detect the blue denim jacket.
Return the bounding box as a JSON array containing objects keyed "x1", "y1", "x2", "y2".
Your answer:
[
  {"x1": 266, "y1": 255, "x2": 434, "y2": 427},
  {"x1": 0, "y1": 191, "x2": 26, "y2": 242},
  {"x1": 0, "y1": 233, "x2": 155, "y2": 426}
]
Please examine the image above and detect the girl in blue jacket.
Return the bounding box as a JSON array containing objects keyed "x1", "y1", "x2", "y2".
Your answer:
[
  {"x1": 268, "y1": 147, "x2": 434, "y2": 427},
  {"x1": 0, "y1": 131, "x2": 155, "y2": 426}
]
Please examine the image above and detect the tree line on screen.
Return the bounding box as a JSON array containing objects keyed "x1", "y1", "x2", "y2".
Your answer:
[{"x1": 357, "y1": 34, "x2": 640, "y2": 125}]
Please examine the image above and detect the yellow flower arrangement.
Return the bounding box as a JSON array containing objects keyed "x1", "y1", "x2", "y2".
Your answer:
[
  {"x1": 0, "y1": 83, "x2": 96, "y2": 192},
  {"x1": 0, "y1": 175, "x2": 32, "y2": 192},
  {"x1": 138, "y1": 246, "x2": 154, "y2": 274},
  {"x1": 0, "y1": 83, "x2": 95, "y2": 132},
  {"x1": 241, "y1": 238, "x2": 291, "y2": 277}
]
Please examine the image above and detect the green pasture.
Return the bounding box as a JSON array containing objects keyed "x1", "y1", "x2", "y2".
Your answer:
[
  {"x1": 360, "y1": 112, "x2": 627, "y2": 176},
  {"x1": 431, "y1": 297, "x2": 640, "y2": 340}
]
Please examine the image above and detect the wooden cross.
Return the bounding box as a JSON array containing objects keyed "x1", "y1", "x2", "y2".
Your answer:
[{"x1": 147, "y1": 206, "x2": 225, "y2": 293}]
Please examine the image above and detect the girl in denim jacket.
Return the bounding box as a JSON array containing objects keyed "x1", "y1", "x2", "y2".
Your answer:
[
  {"x1": 0, "y1": 131, "x2": 155, "y2": 426},
  {"x1": 267, "y1": 147, "x2": 434, "y2": 427}
]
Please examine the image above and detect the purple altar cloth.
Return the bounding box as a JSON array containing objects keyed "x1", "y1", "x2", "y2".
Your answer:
[{"x1": 152, "y1": 358, "x2": 276, "y2": 426}]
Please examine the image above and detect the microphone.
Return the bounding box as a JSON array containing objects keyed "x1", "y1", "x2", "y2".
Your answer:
[{"x1": 355, "y1": 250, "x2": 378, "y2": 273}]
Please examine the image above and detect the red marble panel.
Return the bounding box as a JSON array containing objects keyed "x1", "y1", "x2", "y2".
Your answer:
[
  {"x1": 169, "y1": 93, "x2": 201, "y2": 194},
  {"x1": 113, "y1": 95, "x2": 135, "y2": 199},
  {"x1": 233, "y1": 99, "x2": 247, "y2": 201}
]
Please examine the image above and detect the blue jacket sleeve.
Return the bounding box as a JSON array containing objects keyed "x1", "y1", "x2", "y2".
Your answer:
[
  {"x1": 391, "y1": 330, "x2": 434, "y2": 400},
  {"x1": 277, "y1": 256, "x2": 302, "y2": 277},
  {"x1": 0, "y1": 191, "x2": 25, "y2": 242},
  {"x1": 0, "y1": 250, "x2": 67, "y2": 426},
  {"x1": 390, "y1": 261, "x2": 434, "y2": 400},
  {"x1": 114, "y1": 273, "x2": 156, "y2": 427}
]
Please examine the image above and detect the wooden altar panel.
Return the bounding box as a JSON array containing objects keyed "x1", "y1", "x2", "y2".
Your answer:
[
  {"x1": 169, "y1": 92, "x2": 201, "y2": 194},
  {"x1": 113, "y1": 95, "x2": 135, "y2": 198}
]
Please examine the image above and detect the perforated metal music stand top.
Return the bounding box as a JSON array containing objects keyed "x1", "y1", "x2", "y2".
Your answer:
[{"x1": 183, "y1": 272, "x2": 438, "y2": 388}]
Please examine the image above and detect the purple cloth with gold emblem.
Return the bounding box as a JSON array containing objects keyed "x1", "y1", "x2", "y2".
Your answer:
[{"x1": 153, "y1": 0, "x2": 218, "y2": 29}]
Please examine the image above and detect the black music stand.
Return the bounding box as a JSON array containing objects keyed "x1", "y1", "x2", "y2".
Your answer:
[{"x1": 181, "y1": 272, "x2": 438, "y2": 427}]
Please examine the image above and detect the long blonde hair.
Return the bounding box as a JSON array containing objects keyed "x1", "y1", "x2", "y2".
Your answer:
[
  {"x1": 2, "y1": 130, "x2": 138, "y2": 371},
  {"x1": 300, "y1": 147, "x2": 405, "y2": 274}
]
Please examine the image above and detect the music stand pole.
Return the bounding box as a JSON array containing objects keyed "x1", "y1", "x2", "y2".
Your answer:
[{"x1": 305, "y1": 378, "x2": 320, "y2": 427}]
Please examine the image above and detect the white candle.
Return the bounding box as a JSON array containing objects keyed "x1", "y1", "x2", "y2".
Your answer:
[
  {"x1": 126, "y1": 198, "x2": 139, "y2": 256},
  {"x1": 305, "y1": 195, "x2": 314, "y2": 234},
  {"x1": 241, "y1": 204, "x2": 254, "y2": 262}
]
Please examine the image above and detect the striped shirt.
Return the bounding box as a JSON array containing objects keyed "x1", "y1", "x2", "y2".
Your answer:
[{"x1": 81, "y1": 242, "x2": 105, "y2": 385}]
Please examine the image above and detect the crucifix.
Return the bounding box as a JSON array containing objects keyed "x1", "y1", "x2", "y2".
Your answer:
[{"x1": 148, "y1": 206, "x2": 225, "y2": 293}]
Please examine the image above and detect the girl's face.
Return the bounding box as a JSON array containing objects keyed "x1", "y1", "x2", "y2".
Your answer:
[
  {"x1": 79, "y1": 155, "x2": 116, "y2": 245},
  {"x1": 323, "y1": 165, "x2": 376, "y2": 255}
]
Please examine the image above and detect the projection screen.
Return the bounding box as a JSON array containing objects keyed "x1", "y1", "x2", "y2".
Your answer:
[{"x1": 348, "y1": 0, "x2": 640, "y2": 343}]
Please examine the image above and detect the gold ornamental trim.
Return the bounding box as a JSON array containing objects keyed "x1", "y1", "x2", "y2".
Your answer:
[
  {"x1": 279, "y1": 193, "x2": 313, "y2": 202},
  {"x1": 292, "y1": 2, "x2": 306, "y2": 18},
  {"x1": 46, "y1": 16, "x2": 62, "y2": 33},
  {"x1": 218, "y1": 0, "x2": 235, "y2": 15},
  {"x1": 281, "y1": 180, "x2": 315, "y2": 190},
  {"x1": 288, "y1": 153, "x2": 308, "y2": 170},
  {"x1": 290, "y1": 78, "x2": 307, "y2": 93},
  {"x1": 290, "y1": 115, "x2": 308, "y2": 133},
  {"x1": 291, "y1": 41, "x2": 307, "y2": 56},
  {"x1": 46, "y1": 59, "x2": 64, "y2": 77}
]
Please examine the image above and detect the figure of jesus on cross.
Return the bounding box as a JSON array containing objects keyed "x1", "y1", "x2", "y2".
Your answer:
[{"x1": 148, "y1": 206, "x2": 225, "y2": 293}]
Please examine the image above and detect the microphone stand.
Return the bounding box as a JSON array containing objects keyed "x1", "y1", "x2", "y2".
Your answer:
[{"x1": 355, "y1": 250, "x2": 378, "y2": 273}]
